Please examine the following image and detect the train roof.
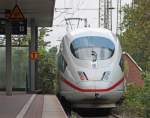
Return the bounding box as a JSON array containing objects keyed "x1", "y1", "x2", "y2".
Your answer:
[
  {"x1": 65, "y1": 28, "x2": 116, "y2": 42},
  {"x1": 66, "y1": 28, "x2": 113, "y2": 37}
]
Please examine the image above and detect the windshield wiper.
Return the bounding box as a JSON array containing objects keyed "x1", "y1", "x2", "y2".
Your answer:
[{"x1": 91, "y1": 50, "x2": 97, "y2": 62}]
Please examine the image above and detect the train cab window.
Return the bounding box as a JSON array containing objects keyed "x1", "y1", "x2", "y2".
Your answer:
[
  {"x1": 70, "y1": 36, "x2": 115, "y2": 60},
  {"x1": 58, "y1": 55, "x2": 67, "y2": 73}
]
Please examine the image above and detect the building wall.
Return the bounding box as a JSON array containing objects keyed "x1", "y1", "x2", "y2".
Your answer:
[{"x1": 123, "y1": 54, "x2": 144, "y2": 87}]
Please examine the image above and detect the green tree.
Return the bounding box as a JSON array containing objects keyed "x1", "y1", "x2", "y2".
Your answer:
[
  {"x1": 37, "y1": 27, "x2": 57, "y2": 93},
  {"x1": 120, "y1": 0, "x2": 150, "y2": 71},
  {"x1": 38, "y1": 47, "x2": 57, "y2": 93},
  {"x1": 118, "y1": 1, "x2": 150, "y2": 117},
  {"x1": 142, "y1": 72, "x2": 150, "y2": 118}
]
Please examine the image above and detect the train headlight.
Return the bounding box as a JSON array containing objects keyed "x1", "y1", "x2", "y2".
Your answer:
[
  {"x1": 101, "y1": 71, "x2": 111, "y2": 80},
  {"x1": 78, "y1": 71, "x2": 88, "y2": 80}
]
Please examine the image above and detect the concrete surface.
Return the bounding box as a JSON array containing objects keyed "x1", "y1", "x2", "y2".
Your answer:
[{"x1": 0, "y1": 92, "x2": 67, "y2": 118}]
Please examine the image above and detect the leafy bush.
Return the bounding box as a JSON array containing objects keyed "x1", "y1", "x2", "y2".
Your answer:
[
  {"x1": 118, "y1": 72, "x2": 150, "y2": 118},
  {"x1": 38, "y1": 47, "x2": 57, "y2": 94},
  {"x1": 142, "y1": 72, "x2": 150, "y2": 118}
]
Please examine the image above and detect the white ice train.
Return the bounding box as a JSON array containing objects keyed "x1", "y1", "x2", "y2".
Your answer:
[{"x1": 57, "y1": 28, "x2": 125, "y2": 110}]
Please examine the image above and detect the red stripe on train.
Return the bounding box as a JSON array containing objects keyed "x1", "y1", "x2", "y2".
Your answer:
[{"x1": 62, "y1": 78, "x2": 124, "y2": 92}]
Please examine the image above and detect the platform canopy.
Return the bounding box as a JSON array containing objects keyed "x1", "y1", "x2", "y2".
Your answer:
[{"x1": 0, "y1": 0, "x2": 55, "y2": 27}]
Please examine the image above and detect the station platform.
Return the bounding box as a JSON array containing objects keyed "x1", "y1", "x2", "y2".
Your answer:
[{"x1": 0, "y1": 92, "x2": 68, "y2": 118}]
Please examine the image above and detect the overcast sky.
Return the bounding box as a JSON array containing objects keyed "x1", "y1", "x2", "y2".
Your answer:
[{"x1": 45, "y1": 0, "x2": 132, "y2": 47}]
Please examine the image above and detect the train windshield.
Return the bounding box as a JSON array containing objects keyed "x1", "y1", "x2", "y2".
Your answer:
[{"x1": 70, "y1": 36, "x2": 115, "y2": 60}]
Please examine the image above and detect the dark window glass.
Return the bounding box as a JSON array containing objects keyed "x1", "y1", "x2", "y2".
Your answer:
[
  {"x1": 58, "y1": 55, "x2": 67, "y2": 72},
  {"x1": 70, "y1": 36, "x2": 115, "y2": 60},
  {"x1": 119, "y1": 55, "x2": 124, "y2": 72}
]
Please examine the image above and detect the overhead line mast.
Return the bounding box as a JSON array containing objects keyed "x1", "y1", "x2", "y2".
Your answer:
[
  {"x1": 98, "y1": 0, "x2": 113, "y2": 30},
  {"x1": 116, "y1": 0, "x2": 122, "y2": 34}
]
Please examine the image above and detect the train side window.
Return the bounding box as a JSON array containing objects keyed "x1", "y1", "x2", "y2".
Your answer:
[
  {"x1": 70, "y1": 44, "x2": 76, "y2": 57},
  {"x1": 119, "y1": 55, "x2": 124, "y2": 72},
  {"x1": 58, "y1": 55, "x2": 67, "y2": 73}
]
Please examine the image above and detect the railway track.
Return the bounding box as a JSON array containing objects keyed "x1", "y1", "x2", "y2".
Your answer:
[
  {"x1": 72, "y1": 109, "x2": 122, "y2": 118},
  {"x1": 76, "y1": 114, "x2": 122, "y2": 118}
]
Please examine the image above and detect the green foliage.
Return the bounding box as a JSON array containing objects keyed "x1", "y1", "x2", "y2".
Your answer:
[
  {"x1": 118, "y1": 72, "x2": 150, "y2": 118},
  {"x1": 38, "y1": 27, "x2": 51, "y2": 48},
  {"x1": 38, "y1": 28, "x2": 47, "y2": 47},
  {"x1": 120, "y1": 85, "x2": 144, "y2": 117},
  {"x1": 36, "y1": 27, "x2": 56, "y2": 94},
  {"x1": 38, "y1": 47, "x2": 57, "y2": 94},
  {"x1": 120, "y1": 0, "x2": 150, "y2": 71},
  {"x1": 12, "y1": 35, "x2": 31, "y2": 46},
  {"x1": 142, "y1": 72, "x2": 150, "y2": 118},
  {"x1": 119, "y1": 1, "x2": 150, "y2": 117}
]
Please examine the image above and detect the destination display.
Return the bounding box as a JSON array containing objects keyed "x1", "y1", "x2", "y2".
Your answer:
[
  {"x1": 0, "y1": 19, "x2": 27, "y2": 35},
  {"x1": 11, "y1": 19, "x2": 27, "y2": 35}
]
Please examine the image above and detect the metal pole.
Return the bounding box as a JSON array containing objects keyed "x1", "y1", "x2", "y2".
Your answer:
[
  {"x1": 35, "y1": 26, "x2": 38, "y2": 90},
  {"x1": 29, "y1": 18, "x2": 38, "y2": 92},
  {"x1": 119, "y1": 0, "x2": 122, "y2": 32},
  {"x1": 116, "y1": 0, "x2": 119, "y2": 34},
  {"x1": 5, "y1": 21, "x2": 12, "y2": 96},
  {"x1": 104, "y1": 0, "x2": 107, "y2": 28},
  {"x1": 98, "y1": 0, "x2": 101, "y2": 27},
  {"x1": 107, "y1": 0, "x2": 109, "y2": 29},
  {"x1": 110, "y1": 0, "x2": 112, "y2": 31}
]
